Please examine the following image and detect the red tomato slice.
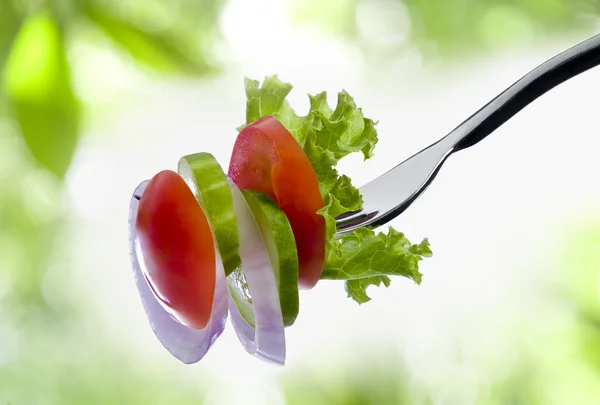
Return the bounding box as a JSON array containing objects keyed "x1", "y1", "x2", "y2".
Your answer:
[
  {"x1": 228, "y1": 115, "x2": 325, "y2": 289},
  {"x1": 135, "y1": 170, "x2": 216, "y2": 330}
]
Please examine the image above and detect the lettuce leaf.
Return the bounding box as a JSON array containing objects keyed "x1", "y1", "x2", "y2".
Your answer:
[
  {"x1": 321, "y1": 227, "x2": 432, "y2": 283},
  {"x1": 345, "y1": 276, "x2": 391, "y2": 304},
  {"x1": 241, "y1": 75, "x2": 431, "y2": 303}
]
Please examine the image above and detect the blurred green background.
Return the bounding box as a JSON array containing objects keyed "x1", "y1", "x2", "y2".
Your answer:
[{"x1": 1, "y1": 0, "x2": 600, "y2": 403}]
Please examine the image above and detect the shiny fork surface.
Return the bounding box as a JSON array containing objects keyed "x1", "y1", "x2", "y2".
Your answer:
[{"x1": 335, "y1": 33, "x2": 600, "y2": 236}]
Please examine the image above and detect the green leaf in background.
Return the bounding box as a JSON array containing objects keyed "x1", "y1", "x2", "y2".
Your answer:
[
  {"x1": 82, "y1": 4, "x2": 213, "y2": 75},
  {"x1": 561, "y1": 216, "x2": 600, "y2": 317},
  {"x1": 290, "y1": 0, "x2": 360, "y2": 38},
  {"x1": 0, "y1": 1, "x2": 21, "y2": 112},
  {"x1": 0, "y1": 2, "x2": 20, "y2": 68},
  {"x1": 281, "y1": 352, "x2": 432, "y2": 405},
  {"x1": 289, "y1": 0, "x2": 594, "y2": 57},
  {"x1": 559, "y1": 214, "x2": 600, "y2": 370},
  {"x1": 3, "y1": 12, "x2": 80, "y2": 178}
]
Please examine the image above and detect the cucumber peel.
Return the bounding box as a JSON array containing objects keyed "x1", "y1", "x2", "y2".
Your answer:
[
  {"x1": 242, "y1": 190, "x2": 300, "y2": 327},
  {"x1": 178, "y1": 153, "x2": 241, "y2": 276},
  {"x1": 227, "y1": 190, "x2": 300, "y2": 328},
  {"x1": 178, "y1": 152, "x2": 299, "y2": 328}
]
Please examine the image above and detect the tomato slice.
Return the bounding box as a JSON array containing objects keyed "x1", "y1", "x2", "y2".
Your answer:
[
  {"x1": 135, "y1": 170, "x2": 216, "y2": 330},
  {"x1": 228, "y1": 116, "x2": 325, "y2": 289}
]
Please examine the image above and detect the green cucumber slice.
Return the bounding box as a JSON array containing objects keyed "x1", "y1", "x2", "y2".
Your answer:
[
  {"x1": 241, "y1": 190, "x2": 299, "y2": 327},
  {"x1": 178, "y1": 153, "x2": 241, "y2": 276},
  {"x1": 226, "y1": 189, "x2": 300, "y2": 328},
  {"x1": 178, "y1": 152, "x2": 299, "y2": 327}
]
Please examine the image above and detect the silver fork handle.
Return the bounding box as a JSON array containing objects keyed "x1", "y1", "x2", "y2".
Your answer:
[
  {"x1": 335, "y1": 32, "x2": 600, "y2": 235},
  {"x1": 445, "y1": 32, "x2": 600, "y2": 152}
]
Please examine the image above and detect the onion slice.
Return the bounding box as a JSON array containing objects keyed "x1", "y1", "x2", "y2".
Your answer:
[
  {"x1": 227, "y1": 178, "x2": 286, "y2": 365},
  {"x1": 128, "y1": 180, "x2": 228, "y2": 364}
]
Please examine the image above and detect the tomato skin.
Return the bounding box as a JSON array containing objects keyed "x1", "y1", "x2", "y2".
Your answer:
[
  {"x1": 228, "y1": 116, "x2": 325, "y2": 289},
  {"x1": 135, "y1": 170, "x2": 216, "y2": 330}
]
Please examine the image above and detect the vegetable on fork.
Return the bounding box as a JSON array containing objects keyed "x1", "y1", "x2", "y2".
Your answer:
[
  {"x1": 129, "y1": 32, "x2": 600, "y2": 366},
  {"x1": 128, "y1": 75, "x2": 432, "y2": 366}
]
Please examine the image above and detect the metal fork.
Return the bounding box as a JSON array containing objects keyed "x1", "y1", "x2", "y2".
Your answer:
[{"x1": 335, "y1": 33, "x2": 600, "y2": 236}]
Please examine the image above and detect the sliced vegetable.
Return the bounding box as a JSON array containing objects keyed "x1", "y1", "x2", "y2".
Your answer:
[
  {"x1": 239, "y1": 75, "x2": 376, "y2": 205},
  {"x1": 240, "y1": 76, "x2": 431, "y2": 303},
  {"x1": 227, "y1": 178, "x2": 286, "y2": 365},
  {"x1": 135, "y1": 170, "x2": 215, "y2": 330},
  {"x1": 227, "y1": 189, "x2": 300, "y2": 328},
  {"x1": 243, "y1": 190, "x2": 299, "y2": 327},
  {"x1": 126, "y1": 75, "x2": 434, "y2": 367},
  {"x1": 178, "y1": 153, "x2": 241, "y2": 276},
  {"x1": 319, "y1": 197, "x2": 432, "y2": 303},
  {"x1": 128, "y1": 181, "x2": 228, "y2": 364},
  {"x1": 228, "y1": 115, "x2": 326, "y2": 290},
  {"x1": 227, "y1": 267, "x2": 255, "y2": 329}
]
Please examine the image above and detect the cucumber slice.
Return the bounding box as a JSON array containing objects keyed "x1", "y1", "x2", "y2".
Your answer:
[
  {"x1": 226, "y1": 191, "x2": 300, "y2": 328},
  {"x1": 178, "y1": 152, "x2": 299, "y2": 327},
  {"x1": 226, "y1": 179, "x2": 286, "y2": 364},
  {"x1": 241, "y1": 190, "x2": 299, "y2": 327},
  {"x1": 178, "y1": 153, "x2": 241, "y2": 276}
]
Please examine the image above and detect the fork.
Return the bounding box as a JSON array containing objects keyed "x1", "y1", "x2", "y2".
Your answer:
[{"x1": 335, "y1": 33, "x2": 600, "y2": 237}]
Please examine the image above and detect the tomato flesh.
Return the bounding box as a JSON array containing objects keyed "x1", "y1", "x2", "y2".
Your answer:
[
  {"x1": 135, "y1": 170, "x2": 216, "y2": 330},
  {"x1": 228, "y1": 116, "x2": 325, "y2": 289}
]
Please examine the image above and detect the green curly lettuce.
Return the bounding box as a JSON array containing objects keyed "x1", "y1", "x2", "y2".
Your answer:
[{"x1": 240, "y1": 75, "x2": 432, "y2": 303}]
